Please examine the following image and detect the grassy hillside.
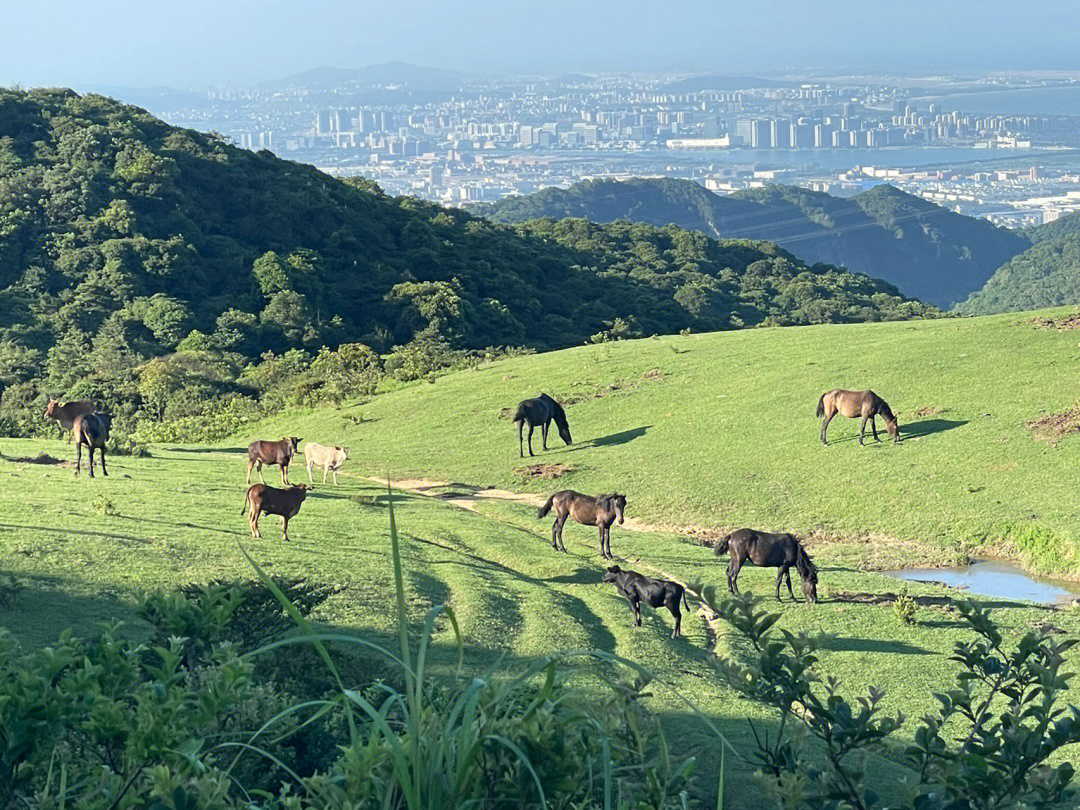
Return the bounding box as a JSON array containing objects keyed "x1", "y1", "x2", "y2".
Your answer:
[
  {"x1": 250, "y1": 307, "x2": 1080, "y2": 577},
  {"x1": 485, "y1": 178, "x2": 1028, "y2": 308},
  {"x1": 7, "y1": 309, "x2": 1080, "y2": 804},
  {"x1": 4, "y1": 438, "x2": 1080, "y2": 808}
]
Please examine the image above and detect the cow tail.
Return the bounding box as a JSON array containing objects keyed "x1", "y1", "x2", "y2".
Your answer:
[
  {"x1": 537, "y1": 494, "x2": 555, "y2": 519},
  {"x1": 816, "y1": 393, "x2": 826, "y2": 418}
]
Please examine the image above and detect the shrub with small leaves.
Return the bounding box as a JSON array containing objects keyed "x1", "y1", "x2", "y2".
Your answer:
[{"x1": 893, "y1": 586, "x2": 917, "y2": 625}]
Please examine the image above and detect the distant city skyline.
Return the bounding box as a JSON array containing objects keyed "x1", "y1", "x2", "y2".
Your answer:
[{"x1": 2, "y1": 0, "x2": 1079, "y2": 90}]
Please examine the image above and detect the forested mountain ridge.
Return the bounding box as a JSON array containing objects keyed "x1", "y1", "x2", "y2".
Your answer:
[
  {"x1": 957, "y1": 212, "x2": 1080, "y2": 314},
  {"x1": 485, "y1": 178, "x2": 1028, "y2": 308},
  {"x1": 0, "y1": 88, "x2": 932, "y2": 433}
]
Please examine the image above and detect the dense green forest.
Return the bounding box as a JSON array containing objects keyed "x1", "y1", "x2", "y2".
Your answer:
[
  {"x1": 957, "y1": 212, "x2": 1080, "y2": 314},
  {"x1": 0, "y1": 88, "x2": 932, "y2": 437},
  {"x1": 485, "y1": 177, "x2": 1028, "y2": 308}
]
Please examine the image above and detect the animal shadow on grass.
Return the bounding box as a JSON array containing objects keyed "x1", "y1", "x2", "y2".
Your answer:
[
  {"x1": 577, "y1": 425, "x2": 651, "y2": 450},
  {"x1": 821, "y1": 637, "x2": 932, "y2": 655},
  {"x1": 902, "y1": 418, "x2": 968, "y2": 440},
  {"x1": 171, "y1": 446, "x2": 249, "y2": 454}
]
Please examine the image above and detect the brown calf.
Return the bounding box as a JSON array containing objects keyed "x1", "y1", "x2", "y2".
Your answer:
[
  {"x1": 45, "y1": 399, "x2": 96, "y2": 443},
  {"x1": 241, "y1": 483, "x2": 310, "y2": 542},
  {"x1": 246, "y1": 437, "x2": 301, "y2": 485},
  {"x1": 73, "y1": 412, "x2": 112, "y2": 478}
]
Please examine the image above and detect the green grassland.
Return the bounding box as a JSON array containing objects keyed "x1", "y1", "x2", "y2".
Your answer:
[
  {"x1": 254, "y1": 307, "x2": 1080, "y2": 577},
  {"x1": 6, "y1": 308, "x2": 1080, "y2": 805}
]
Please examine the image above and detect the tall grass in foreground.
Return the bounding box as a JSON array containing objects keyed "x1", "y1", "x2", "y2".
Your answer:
[{"x1": 235, "y1": 480, "x2": 721, "y2": 809}]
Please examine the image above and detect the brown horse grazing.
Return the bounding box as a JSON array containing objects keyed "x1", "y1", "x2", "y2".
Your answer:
[
  {"x1": 512, "y1": 394, "x2": 572, "y2": 458},
  {"x1": 246, "y1": 437, "x2": 301, "y2": 485},
  {"x1": 72, "y1": 412, "x2": 112, "y2": 478},
  {"x1": 714, "y1": 528, "x2": 818, "y2": 603},
  {"x1": 817, "y1": 389, "x2": 899, "y2": 446},
  {"x1": 538, "y1": 490, "x2": 625, "y2": 559}
]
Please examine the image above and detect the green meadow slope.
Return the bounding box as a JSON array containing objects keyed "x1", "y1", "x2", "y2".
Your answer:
[
  {"x1": 245, "y1": 307, "x2": 1080, "y2": 576},
  {"x1": 6, "y1": 309, "x2": 1080, "y2": 804}
]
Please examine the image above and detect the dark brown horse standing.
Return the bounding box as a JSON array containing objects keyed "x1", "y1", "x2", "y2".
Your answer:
[
  {"x1": 817, "y1": 389, "x2": 899, "y2": 446},
  {"x1": 72, "y1": 412, "x2": 112, "y2": 478},
  {"x1": 538, "y1": 490, "x2": 625, "y2": 559},
  {"x1": 512, "y1": 394, "x2": 572, "y2": 457},
  {"x1": 246, "y1": 437, "x2": 301, "y2": 485},
  {"x1": 714, "y1": 528, "x2": 818, "y2": 603}
]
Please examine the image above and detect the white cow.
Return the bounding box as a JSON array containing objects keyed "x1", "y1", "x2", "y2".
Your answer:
[{"x1": 303, "y1": 442, "x2": 349, "y2": 485}]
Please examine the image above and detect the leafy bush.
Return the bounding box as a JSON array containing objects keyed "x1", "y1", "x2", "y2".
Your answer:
[
  {"x1": 704, "y1": 589, "x2": 1080, "y2": 809},
  {"x1": 893, "y1": 586, "x2": 917, "y2": 625}
]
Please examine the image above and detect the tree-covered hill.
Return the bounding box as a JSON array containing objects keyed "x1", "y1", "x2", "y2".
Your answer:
[
  {"x1": 957, "y1": 213, "x2": 1080, "y2": 314},
  {"x1": 485, "y1": 178, "x2": 1028, "y2": 308},
  {"x1": 0, "y1": 88, "x2": 932, "y2": 432}
]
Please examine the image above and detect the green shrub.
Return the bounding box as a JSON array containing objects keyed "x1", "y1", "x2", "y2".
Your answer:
[
  {"x1": 704, "y1": 589, "x2": 1080, "y2": 809},
  {"x1": 893, "y1": 586, "x2": 917, "y2": 625}
]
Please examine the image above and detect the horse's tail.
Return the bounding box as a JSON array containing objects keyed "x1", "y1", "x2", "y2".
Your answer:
[
  {"x1": 512, "y1": 403, "x2": 527, "y2": 423},
  {"x1": 241, "y1": 490, "x2": 249, "y2": 516},
  {"x1": 681, "y1": 584, "x2": 690, "y2": 612},
  {"x1": 816, "y1": 393, "x2": 826, "y2": 418},
  {"x1": 537, "y1": 493, "x2": 555, "y2": 519}
]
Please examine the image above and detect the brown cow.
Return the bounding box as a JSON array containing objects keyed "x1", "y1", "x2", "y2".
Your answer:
[
  {"x1": 73, "y1": 412, "x2": 112, "y2": 478},
  {"x1": 246, "y1": 437, "x2": 301, "y2": 485},
  {"x1": 241, "y1": 483, "x2": 310, "y2": 542},
  {"x1": 45, "y1": 399, "x2": 96, "y2": 442}
]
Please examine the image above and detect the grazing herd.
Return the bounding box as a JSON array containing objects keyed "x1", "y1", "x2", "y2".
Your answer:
[{"x1": 40, "y1": 382, "x2": 900, "y2": 638}]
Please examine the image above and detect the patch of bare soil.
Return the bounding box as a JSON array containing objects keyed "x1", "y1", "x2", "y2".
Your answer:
[
  {"x1": 1, "y1": 452, "x2": 73, "y2": 468},
  {"x1": 1027, "y1": 405, "x2": 1080, "y2": 444},
  {"x1": 914, "y1": 405, "x2": 942, "y2": 417},
  {"x1": 1031, "y1": 312, "x2": 1080, "y2": 330},
  {"x1": 513, "y1": 463, "x2": 575, "y2": 480}
]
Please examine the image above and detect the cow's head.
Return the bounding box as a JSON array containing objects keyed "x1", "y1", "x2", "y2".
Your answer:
[
  {"x1": 291, "y1": 482, "x2": 311, "y2": 500},
  {"x1": 602, "y1": 565, "x2": 624, "y2": 583},
  {"x1": 339, "y1": 446, "x2": 349, "y2": 459}
]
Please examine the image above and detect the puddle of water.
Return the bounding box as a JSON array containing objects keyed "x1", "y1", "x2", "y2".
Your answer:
[{"x1": 884, "y1": 559, "x2": 1080, "y2": 606}]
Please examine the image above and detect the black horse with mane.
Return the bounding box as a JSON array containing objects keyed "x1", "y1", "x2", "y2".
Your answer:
[
  {"x1": 715, "y1": 528, "x2": 818, "y2": 603},
  {"x1": 512, "y1": 393, "x2": 572, "y2": 457}
]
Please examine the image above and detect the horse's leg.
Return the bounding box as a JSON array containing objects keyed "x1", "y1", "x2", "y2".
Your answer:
[
  {"x1": 785, "y1": 568, "x2": 799, "y2": 602},
  {"x1": 246, "y1": 459, "x2": 254, "y2": 485},
  {"x1": 727, "y1": 555, "x2": 743, "y2": 595},
  {"x1": 632, "y1": 596, "x2": 641, "y2": 627},
  {"x1": 820, "y1": 413, "x2": 834, "y2": 446},
  {"x1": 541, "y1": 419, "x2": 549, "y2": 451},
  {"x1": 518, "y1": 420, "x2": 524, "y2": 458},
  {"x1": 775, "y1": 567, "x2": 785, "y2": 602},
  {"x1": 527, "y1": 424, "x2": 535, "y2": 457},
  {"x1": 100, "y1": 445, "x2": 107, "y2": 477},
  {"x1": 871, "y1": 414, "x2": 881, "y2": 442},
  {"x1": 281, "y1": 516, "x2": 289, "y2": 542},
  {"x1": 551, "y1": 515, "x2": 560, "y2": 550},
  {"x1": 555, "y1": 514, "x2": 568, "y2": 552},
  {"x1": 257, "y1": 461, "x2": 266, "y2": 485},
  {"x1": 859, "y1": 415, "x2": 869, "y2": 446},
  {"x1": 74, "y1": 441, "x2": 82, "y2": 476},
  {"x1": 252, "y1": 509, "x2": 262, "y2": 538}
]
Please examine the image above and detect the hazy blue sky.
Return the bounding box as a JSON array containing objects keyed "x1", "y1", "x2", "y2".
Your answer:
[{"x1": 2, "y1": 0, "x2": 1078, "y2": 89}]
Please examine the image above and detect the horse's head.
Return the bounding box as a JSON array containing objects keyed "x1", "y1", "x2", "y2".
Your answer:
[
  {"x1": 714, "y1": 535, "x2": 730, "y2": 556},
  {"x1": 802, "y1": 569, "x2": 819, "y2": 604},
  {"x1": 44, "y1": 399, "x2": 59, "y2": 419},
  {"x1": 602, "y1": 565, "x2": 623, "y2": 583},
  {"x1": 879, "y1": 402, "x2": 900, "y2": 443},
  {"x1": 611, "y1": 494, "x2": 626, "y2": 525},
  {"x1": 551, "y1": 400, "x2": 573, "y2": 446}
]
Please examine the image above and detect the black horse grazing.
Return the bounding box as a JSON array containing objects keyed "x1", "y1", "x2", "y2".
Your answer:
[
  {"x1": 714, "y1": 528, "x2": 818, "y2": 603},
  {"x1": 512, "y1": 393, "x2": 572, "y2": 457},
  {"x1": 817, "y1": 389, "x2": 899, "y2": 446},
  {"x1": 603, "y1": 565, "x2": 690, "y2": 638},
  {"x1": 538, "y1": 490, "x2": 625, "y2": 559}
]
